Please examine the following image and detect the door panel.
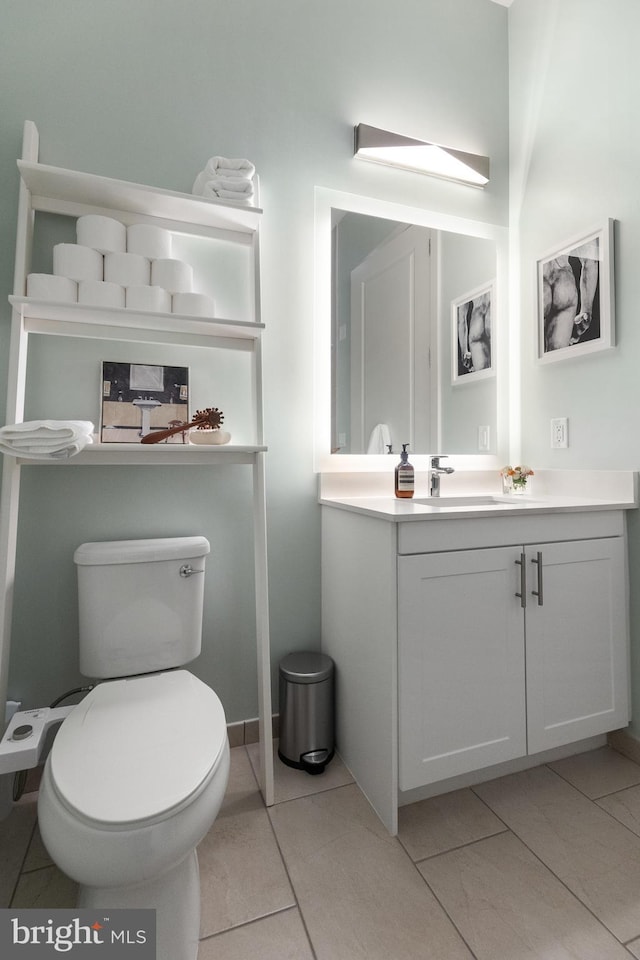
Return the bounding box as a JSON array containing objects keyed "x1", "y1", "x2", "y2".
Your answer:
[
  {"x1": 525, "y1": 538, "x2": 629, "y2": 753},
  {"x1": 398, "y1": 547, "x2": 526, "y2": 790}
]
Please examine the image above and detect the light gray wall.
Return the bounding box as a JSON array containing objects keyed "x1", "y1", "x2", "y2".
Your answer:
[
  {"x1": 0, "y1": 0, "x2": 508, "y2": 719},
  {"x1": 509, "y1": 0, "x2": 640, "y2": 735}
]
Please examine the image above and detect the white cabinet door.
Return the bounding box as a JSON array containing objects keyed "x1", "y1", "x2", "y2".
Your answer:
[
  {"x1": 525, "y1": 537, "x2": 629, "y2": 754},
  {"x1": 398, "y1": 547, "x2": 526, "y2": 790}
]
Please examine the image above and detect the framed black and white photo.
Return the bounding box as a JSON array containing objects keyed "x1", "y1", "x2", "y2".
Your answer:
[
  {"x1": 100, "y1": 361, "x2": 190, "y2": 443},
  {"x1": 451, "y1": 280, "x2": 495, "y2": 385},
  {"x1": 537, "y1": 219, "x2": 615, "y2": 363}
]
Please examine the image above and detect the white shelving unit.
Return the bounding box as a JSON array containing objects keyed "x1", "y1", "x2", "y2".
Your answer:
[{"x1": 0, "y1": 121, "x2": 274, "y2": 805}]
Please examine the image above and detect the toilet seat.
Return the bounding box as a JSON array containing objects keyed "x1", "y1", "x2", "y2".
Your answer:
[{"x1": 49, "y1": 670, "x2": 227, "y2": 826}]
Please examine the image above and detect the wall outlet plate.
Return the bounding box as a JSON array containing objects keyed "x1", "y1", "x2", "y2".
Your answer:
[
  {"x1": 478, "y1": 425, "x2": 490, "y2": 451},
  {"x1": 551, "y1": 417, "x2": 568, "y2": 448}
]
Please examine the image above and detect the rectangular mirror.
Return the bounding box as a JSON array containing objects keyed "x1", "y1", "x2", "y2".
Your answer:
[
  {"x1": 333, "y1": 211, "x2": 496, "y2": 456},
  {"x1": 314, "y1": 188, "x2": 509, "y2": 472}
]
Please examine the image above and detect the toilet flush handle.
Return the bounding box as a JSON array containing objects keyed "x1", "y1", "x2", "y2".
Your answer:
[{"x1": 179, "y1": 564, "x2": 204, "y2": 578}]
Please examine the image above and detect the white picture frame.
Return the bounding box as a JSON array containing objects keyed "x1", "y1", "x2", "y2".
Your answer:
[
  {"x1": 537, "y1": 219, "x2": 615, "y2": 363},
  {"x1": 100, "y1": 361, "x2": 190, "y2": 443},
  {"x1": 451, "y1": 280, "x2": 495, "y2": 385}
]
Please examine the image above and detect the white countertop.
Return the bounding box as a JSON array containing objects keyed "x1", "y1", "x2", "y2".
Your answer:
[
  {"x1": 319, "y1": 492, "x2": 637, "y2": 522},
  {"x1": 318, "y1": 469, "x2": 638, "y2": 522}
]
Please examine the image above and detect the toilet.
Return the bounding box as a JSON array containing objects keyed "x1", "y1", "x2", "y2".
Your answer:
[{"x1": 37, "y1": 536, "x2": 230, "y2": 960}]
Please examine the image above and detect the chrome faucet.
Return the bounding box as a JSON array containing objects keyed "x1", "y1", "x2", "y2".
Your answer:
[{"x1": 428, "y1": 455, "x2": 455, "y2": 497}]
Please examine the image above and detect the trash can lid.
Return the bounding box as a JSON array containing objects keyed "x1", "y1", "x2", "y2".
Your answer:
[{"x1": 279, "y1": 651, "x2": 334, "y2": 684}]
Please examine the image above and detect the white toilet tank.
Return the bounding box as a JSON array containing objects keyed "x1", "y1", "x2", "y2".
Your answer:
[{"x1": 74, "y1": 536, "x2": 210, "y2": 679}]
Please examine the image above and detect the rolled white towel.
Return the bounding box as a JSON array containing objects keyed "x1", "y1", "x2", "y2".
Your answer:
[
  {"x1": 192, "y1": 156, "x2": 255, "y2": 194},
  {"x1": 0, "y1": 420, "x2": 94, "y2": 459},
  {"x1": 200, "y1": 178, "x2": 255, "y2": 202},
  {"x1": 366, "y1": 423, "x2": 392, "y2": 454}
]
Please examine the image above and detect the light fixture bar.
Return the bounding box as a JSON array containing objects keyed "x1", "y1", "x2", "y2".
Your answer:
[{"x1": 354, "y1": 124, "x2": 489, "y2": 187}]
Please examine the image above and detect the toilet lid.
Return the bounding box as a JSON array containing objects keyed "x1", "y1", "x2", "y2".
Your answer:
[{"x1": 50, "y1": 671, "x2": 227, "y2": 825}]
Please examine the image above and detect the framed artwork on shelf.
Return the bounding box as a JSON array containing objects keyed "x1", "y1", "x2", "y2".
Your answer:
[
  {"x1": 100, "y1": 361, "x2": 189, "y2": 443},
  {"x1": 452, "y1": 280, "x2": 495, "y2": 385},
  {"x1": 537, "y1": 219, "x2": 615, "y2": 363}
]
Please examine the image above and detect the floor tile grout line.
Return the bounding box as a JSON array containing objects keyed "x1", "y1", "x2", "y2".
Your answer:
[
  {"x1": 405, "y1": 826, "x2": 510, "y2": 866},
  {"x1": 9, "y1": 810, "x2": 39, "y2": 908},
  {"x1": 590, "y1": 796, "x2": 640, "y2": 858},
  {"x1": 410, "y1": 818, "x2": 639, "y2": 956},
  {"x1": 267, "y1": 779, "x2": 357, "y2": 809},
  {"x1": 470, "y1": 782, "x2": 516, "y2": 831},
  {"x1": 594, "y1": 781, "x2": 640, "y2": 801},
  {"x1": 242, "y1": 745, "x2": 322, "y2": 960},
  {"x1": 471, "y1": 778, "x2": 640, "y2": 949},
  {"x1": 198, "y1": 905, "x2": 304, "y2": 946},
  {"x1": 390, "y1": 811, "x2": 484, "y2": 960},
  {"x1": 403, "y1": 846, "x2": 480, "y2": 960},
  {"x1": 16, "y1": 862, "x2": 57, "y2": 878},
  {"x1": 543, "y1": 760, "x2": 640, "y2": 866},
  {"x1": 244, "y1": 742, "x2": 356, "y2": 808},
  {"x1": 264, "y1": 776, "x2": 481, "y2": 960},
  {"x1": 544, "y1": 758, "x2": 640, "y2": 802},
  {"x1": 264, "y1": 803, "x2": 319, "y2": 960},
  {"x1": 221, "y1": 745, "x2": 312, "y2": 949}
]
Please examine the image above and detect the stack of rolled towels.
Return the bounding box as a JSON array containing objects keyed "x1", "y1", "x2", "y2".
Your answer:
[
  {"x1": 192, "y1": 156, "x2": 256, "y2": 205},
  {"x1": 25, "y1": 215, "x2": 216, "y2": 318},
  {"x1": 0, "y1": 420, "x2": 94, "y2": 459}
]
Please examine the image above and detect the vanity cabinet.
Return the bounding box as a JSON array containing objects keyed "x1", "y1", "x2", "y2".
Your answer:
[
  {"x1": 0, "y1": 121, "x2": 274, "y2": 805},
  {"x1": 321, "y1": 504, "x2": 630, "y2": 834},
  {"x1": 398, "y1": 537, "x2": 627, "y2": 791}
]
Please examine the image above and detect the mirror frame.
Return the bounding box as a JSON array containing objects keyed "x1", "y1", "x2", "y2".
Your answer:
[{"x1": 314, "y1": 186, "x2": 511, "y2": 473}]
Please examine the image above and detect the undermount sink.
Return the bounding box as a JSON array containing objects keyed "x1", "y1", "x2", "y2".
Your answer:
[{"x1": 413, "y1": 495, "x2": 532, "y2": 507}]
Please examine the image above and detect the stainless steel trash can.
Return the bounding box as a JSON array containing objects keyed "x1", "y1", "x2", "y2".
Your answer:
[{"x1": 278, "y1": 652, "x2": 334, "y2": 775}]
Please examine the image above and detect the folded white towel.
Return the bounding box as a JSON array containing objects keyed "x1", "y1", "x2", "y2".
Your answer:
[
  {"x1": 200, "y1": 178, "x2": 255, "y2": 202},
  {"x1": 0, "y1": 420, "x2": 94, "y2": 459},
  {"x1": 366, "y1": 423, "x2": 392, "y2": 455},
  {"x1": 192, "y1": 156, "x2": 255, "y2": 195}
]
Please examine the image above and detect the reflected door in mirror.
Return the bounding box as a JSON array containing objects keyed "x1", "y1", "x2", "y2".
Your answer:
[{"x1": 350, "y1": 226, "x2": 431, "y2": 454}]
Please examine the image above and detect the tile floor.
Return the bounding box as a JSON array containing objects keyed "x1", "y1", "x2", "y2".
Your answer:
[{"x1": 5, "y1": 744, "x2": 640, "y2": 958}]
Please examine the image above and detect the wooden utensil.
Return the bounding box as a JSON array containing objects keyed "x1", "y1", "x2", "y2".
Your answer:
[{"x1": 140, "y1": 407, "x2": 224, "y2": 444}]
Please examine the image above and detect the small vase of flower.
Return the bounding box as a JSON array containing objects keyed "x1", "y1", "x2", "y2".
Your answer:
[{"x1": 500, "y1": 465, "x2": 534, "y2": 495}]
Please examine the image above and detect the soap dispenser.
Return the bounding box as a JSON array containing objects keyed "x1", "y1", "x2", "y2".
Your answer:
[{"x1": 395, "y1": 443, "x2": 414, "y2": 499}]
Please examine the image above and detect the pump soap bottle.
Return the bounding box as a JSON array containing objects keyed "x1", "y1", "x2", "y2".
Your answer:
[{"x1": 395, "y1": 443, "x2": 414, "y2": 499}]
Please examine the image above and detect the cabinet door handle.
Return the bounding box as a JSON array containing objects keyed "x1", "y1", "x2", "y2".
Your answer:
[
  {"x1": 531, "y1": 551, "x2": 543, "y2": 606},
  {"x1": 515, "y1": 553, "x2": 526, "y2": 608}
]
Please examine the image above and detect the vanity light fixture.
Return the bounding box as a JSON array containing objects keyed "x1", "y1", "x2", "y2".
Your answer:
[{"x1": 353, "y1": 124, "x2": 490, "y2": 187}]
